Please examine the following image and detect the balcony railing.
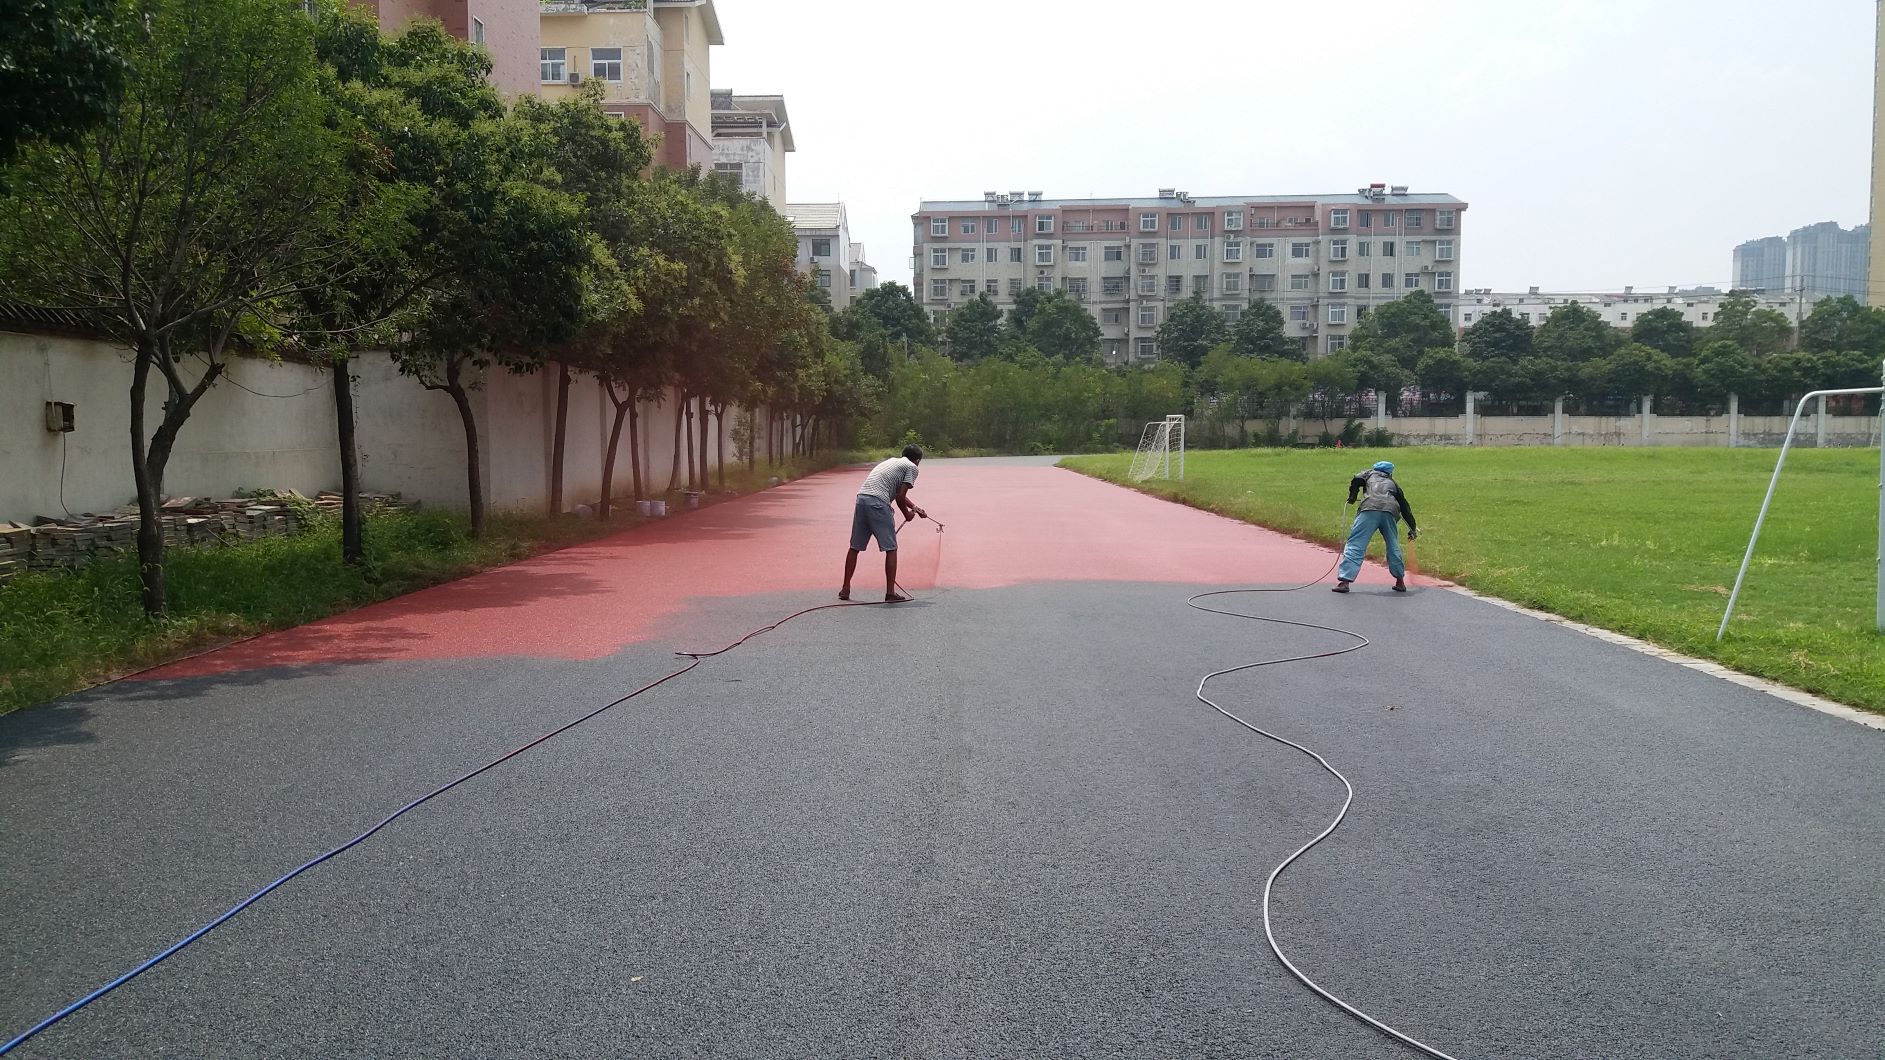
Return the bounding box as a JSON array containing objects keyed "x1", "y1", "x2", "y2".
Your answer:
[{"x1": 542, "y1": 0, "x2": 647, "y2": 12}]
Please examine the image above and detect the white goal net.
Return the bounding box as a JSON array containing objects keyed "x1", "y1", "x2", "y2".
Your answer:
[{"x1": 1128, "y1": 415, "x2": 1185, "y2": 482}]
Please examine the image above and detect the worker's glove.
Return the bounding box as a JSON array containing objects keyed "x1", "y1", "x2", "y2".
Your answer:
[{"x1": 1408, "y1": 529, "x2": 1419, "y2": 540}]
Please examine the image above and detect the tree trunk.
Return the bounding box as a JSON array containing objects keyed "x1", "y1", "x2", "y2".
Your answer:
[
  {"x1": 549, "y1": 362, "x2": 571, "y2": 517},
  {"x1": 333, "y1": 356, "x2": 364, "y2": 564},
  {"x1": 600, "y1": 384, "x2": 628, "y2": 521},
  {"x1": 715, "y1": 402, "x2": 727, "y2": 489},
  {"x1": 444, "y1": 359, "x2": 485, "y2": 537},
  {"x1": 628, "y1": 389, "x2": 644, "y2": 501},
  {"x1": 697, "y1": 394, "x2": 710, "y2": 493},
  {"x1": 746, "y1": 404, "x2": 756, "y2": 473},
  {"x1": 667, "y1": 386, "x2": 686, "y2": 492},
  {"x1": 129, "y1": 343, "x2": 167, "y2": 617},
  {"x1": 766, "y1": 407, "x2": 776, "y2": 466},
  {"x1": 682, "y1": 394, "x2": 696, "y2": 491}
]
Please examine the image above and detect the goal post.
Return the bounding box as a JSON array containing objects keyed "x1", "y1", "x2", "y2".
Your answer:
[{"x1": 1128, "y1": 414, "x2": 1185, "y2": 482}]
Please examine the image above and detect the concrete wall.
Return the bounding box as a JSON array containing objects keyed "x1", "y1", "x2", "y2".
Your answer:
[
  {"x1": 2, "y1": 331, "x2": 763, "y2": 524},
  {"x1": 1383, "y1": 411, "x2": 1880, "y2": 448}
]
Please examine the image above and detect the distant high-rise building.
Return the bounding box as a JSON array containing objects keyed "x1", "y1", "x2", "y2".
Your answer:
[
  {"x1": 913, "y1": 185, "x2": 1466, "y2": 364},
  {"x1": 1731, "y1": 236, "x2": 1786, "y2": 295},
  {"x1": 1784, "y1": 221, "x2": 1870, "y2": 302},
  {"x1": 1872, "y1": 2, "x2": 1885, "y2": 306}
]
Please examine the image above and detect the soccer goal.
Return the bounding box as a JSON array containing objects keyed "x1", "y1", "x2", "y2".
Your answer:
[{"x1": 1128, "y1": 415, "x2": 1185, "y2": 482}]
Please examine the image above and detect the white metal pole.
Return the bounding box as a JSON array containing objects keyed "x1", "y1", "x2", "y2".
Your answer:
[{"x1": 1877, "y1": 361, "x2": 1883, "y2": 632}]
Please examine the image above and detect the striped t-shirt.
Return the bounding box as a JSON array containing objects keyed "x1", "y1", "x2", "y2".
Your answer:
[{"x1": 858, "y1": 457, "x2": 918, "y2": 502}]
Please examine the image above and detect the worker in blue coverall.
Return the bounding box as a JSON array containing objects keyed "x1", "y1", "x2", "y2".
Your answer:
[{"x1": 1333, "y1": 460, "x2": 1417, "y2": 594}]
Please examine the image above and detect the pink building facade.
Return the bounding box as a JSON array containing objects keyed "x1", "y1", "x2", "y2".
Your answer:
[{"x1": 354, "y1": 0, "x2": 541, "y2": 98}]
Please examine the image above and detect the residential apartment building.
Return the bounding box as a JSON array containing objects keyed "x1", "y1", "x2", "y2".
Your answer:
[
  {"x1": 1872, "y1": 1, "x2": 1884, "y2": 307},
  {"x1": 537, "y1": 0, "x2": 722, "y2": 170},
  {"x1": 786, "y1": 204, "x2": 856, "y2": 309},
  {"x1": 1457, "y1": 286, "x2": 1795, "y2": 331},
  {"x1": 355, "y1": 0, "x2": 540, "y2": 96},
  {"x1": 911, "y1": 185, "x2": 1467, "y2": 364},
  {"x1": 709, "y1": 91, "x2": 791, "y2": 205},
  {"x1": 1731, "y1": 236, "x2": 1786, "y2": 297},
  {"x1": 849, "y1": 245, "x2": 878, "y2": 296}
]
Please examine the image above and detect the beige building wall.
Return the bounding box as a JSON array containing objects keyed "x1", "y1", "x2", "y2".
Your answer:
[
  {"x1": 538, "y1": 1, "x2": 720, "y2": 170},
  {"x1": 356, "y1": 0, "x2": 539, "y2": 98},
  {"x1": 1872, "y1": 0, "x2": 1885, "y2": 306}
]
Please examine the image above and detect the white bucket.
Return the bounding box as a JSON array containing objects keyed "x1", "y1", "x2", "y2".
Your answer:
[
  {"x1": 651, "y1": 500, "x2": 667, "y2": 517},
  {"x1": 636, "y1": 500, "x2": 652, "y2": 516}
]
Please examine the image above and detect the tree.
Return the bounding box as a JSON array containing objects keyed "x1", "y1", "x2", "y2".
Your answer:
[
  {"x1": 1021, "y1": 290, "x2": 1102, "y2": 360},
  {"x1": 1232, "y1": 300, "x2": 1297, "y2": 360},
  {"x1": 1346, "y1": 289, "x2": 1454, "y2": 369},
  {"x1": 1460, "y1": 308, "x2": 1533, "y2": 362},
  {"x1": 1415, "y1": 347, "x2": 1472, "y2": 397},
  {"x1": 944, "y1": 294, "x2": 1003, "y2": 361},
  {"x1": 849, "y1": 281, "x2": 935, "y2": 348},
  {"x1": 1604, "y1": 342, "x2": 1677, "y2": 398},
  {"x1": 1690, "y1": 340, "x2": 1758, "y2": 404},
  {"x1": 1156, "y1": 294, "x2": 1228, "y2": 368},
  {"x1": 0, "y1": 0, "x2": 127, "y2": 165},
  {"x1": 1710, "y1": 291, "x2": 1792, "y2": 356},
  {"x1": 1798, "y1": 295, "x2": 1885, "y2": 355},
  {"x1": 0, "y1": 0, "x2": 352, "y2": 616},
  {"x1": 1629, "y1": 306, "x2": 1696, "y2": 359},
  {"x1": 1534, "y1": 302, "x2": 1622, "y2": 363}
]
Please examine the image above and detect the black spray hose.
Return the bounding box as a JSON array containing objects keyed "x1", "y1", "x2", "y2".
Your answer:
[
  {"x1": 0, "y1": 518, "x2": 947, "y2": 1056},
  {"x1": 1186, "y1": 501, "x2": 1461, "y2": 1060}
]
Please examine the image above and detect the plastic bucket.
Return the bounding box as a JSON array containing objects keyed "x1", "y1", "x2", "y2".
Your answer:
[
  {"x1": 636, "y1": 500, "x2": 652, "y2": 516},
  {"x1": 651, "y1": 500, "x2": 667, "y2": 517}
]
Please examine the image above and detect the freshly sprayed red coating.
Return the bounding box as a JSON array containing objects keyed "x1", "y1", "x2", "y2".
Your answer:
[{"x1": 146, "y1": 466, "x2": 1423, "y2": 677}]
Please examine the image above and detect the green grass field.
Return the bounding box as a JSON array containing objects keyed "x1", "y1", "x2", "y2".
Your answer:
[{"x1": 1062, "y1": 447, "x2": 1885, "y2": 714}]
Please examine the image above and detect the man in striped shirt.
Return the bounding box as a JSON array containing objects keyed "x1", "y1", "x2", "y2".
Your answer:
[{"x1": 841, "y1": 445, "x2": 926, "y2": 602}]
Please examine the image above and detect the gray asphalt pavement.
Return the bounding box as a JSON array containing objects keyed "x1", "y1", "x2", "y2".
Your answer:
[{"x1": 2, "y1": 489, "x2": 1881, "y2": 1057}]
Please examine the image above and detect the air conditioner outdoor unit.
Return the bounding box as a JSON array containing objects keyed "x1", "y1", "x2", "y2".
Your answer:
[
  {"x1": 1422, "y1": 264, "x2": 1434, "y2": 272},
  {"x1": 567, "y1": 72, "x2": 582, "y2": 85}
]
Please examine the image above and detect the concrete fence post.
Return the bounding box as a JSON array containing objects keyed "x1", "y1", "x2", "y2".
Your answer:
[
  {"x1": 1464, "y1": 390, "x2": 1476, "y2": 446},
  {"x1": 1552, "y1": 396, "x2": 1565, "y2": 446},
  {"x1": 1817, "y1": 394, "x2": 1828, "y2": 448},
  {"x1": 1640, "y1": 394, "x2": 1653, "y2": 446},
  {"x1": 1728, "y1": 392, "x2": 1739, "y2": 448},
  {"x1": 1375, "y1": 390, "x2": 1387, "y2": 432}
]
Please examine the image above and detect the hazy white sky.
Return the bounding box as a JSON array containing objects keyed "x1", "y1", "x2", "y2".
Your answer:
[{"x1": 713, "y1": 0, "x2": 1874, "y2": 294}]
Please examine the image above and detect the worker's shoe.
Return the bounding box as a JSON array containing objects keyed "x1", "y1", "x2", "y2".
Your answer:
[
  {"x1": 1392, "y1": 579, "x2": 1408, "y2": 592},
  {"x1": 1331, "y1": 580, "x2": 1351, "y2": 593}
]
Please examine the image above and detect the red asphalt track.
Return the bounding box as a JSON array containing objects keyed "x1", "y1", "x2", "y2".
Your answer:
[{"x1": 148, "y1": 463, "x2": 1418, "y2": 678}]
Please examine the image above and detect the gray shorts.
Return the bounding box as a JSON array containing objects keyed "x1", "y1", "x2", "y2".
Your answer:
[{"x1": 850, "y1": 495, "x2": 897, "y2": 552}]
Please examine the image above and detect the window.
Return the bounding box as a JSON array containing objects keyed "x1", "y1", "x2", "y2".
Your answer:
[
  {"x1": 1462, "y1": 313, "x2": 1473, "y2": 324},
  {"x1": 1103, "y1": 308, "x2": 1124, "y2": 324},
  {"x1": 1035, "y1": 244, "x2": 1054, "y2": 265},
  {"x1": 1138, "y1": 275, "x2": 1157, "y2": 295},
  {"x1": 1192, "y1": 274, "x2": 1209, "y2": 295},
  {"x1": 850, "y1": 270, "x2": 858, "y2": 288},
  {"x1": 1011, "y1": 217, "x2": 1023, "y2": 234},
  {"x1": 1254, "y1": 274, "x2": 1276, "y2": 292},
  {"x1": 959, "y1": 248, "x2": 974, "y2": 263},
  {"x1": 1327, "y1": 303, "x2": 1347, "y2": 324},
  {"x1": 1140, "y1": 213, "x2": 1158, "y2": 231},
  {"x1": 1290, "y1": 241, "x2": 1312, "y2": 259},
  {"x1": 1169, "y1": 214, "x2": 1183, "y2": 232},
  {"x1": 961, "y1": 220, "x2": 977, "y2": 234},
  {"x1": 1437, "y1": 271, "x2": 1454, "y2": 292},
  {"x1": 1701, "y1": 313, "x2": 1710, "y2": 322},
  {"x1": 1222, "y1": 273, "x2": 1242, "y2": 294},
  {"x1": 1330, "y1": 208, "x2": 1349, "y2": 229},
  {"x1": 713, "y1": 161, "x2": 743, "y2": 180},
  {"x1": 1404, "y1": 273, "x2": 1421, "y2": 289},
  {"x1": 1009, "y1": 247, "x2": 1023, "y2": 263},
  {"x1": 1619, "y1": 311, "x2": 1629, "y2": 322},
  {"x1": 814, "y1": 269, "x2": 830, "y2": 289},
  {"x1": 985, "y1": 279, "x2": 999, "y2": 294},
  {"x1": 1379, "y1": 273, "x2": 1393, "y2": 288},
  {"x1": 1436, "y1": 240, "x2": 1455, "y2": 260},
  {"x1": 1166, "y1": 275, "x2": 1183, "y2": 295},
  {"x1": 591, "y1": 47, "x2": 623, "y2": 81},
  {"x1": 1194, "y1": 215, "x2": 1210, "y2": 232},
  {"x1": 1406, "y1": 240, "x2": 1422, "y2": 258},
  {"x1": 1405, "y1": 210, "x2": 1424, "y2": 230},
  {"x1": 1438, "y1": 209, "x2": 1457, "y2": 229},
  {"x1": 1327, "y1": 336, "x2": 1349, "y2": 353},
  {"x1": 1289, "y1": 304, "x2": 1309, "y2": 321},
  {"x1": 1035, "y1": 274, "x2": 1054, "y2": 291},
  {"x1": 1136, "y1": 338, "x2": 1157, "y2": 358},
  {"x1": 1252, "y1": 241, "x2": 1273, "y2": 259},
  {"x1": 1289, "y1": 273, "x2": 1310, "y2": 291},
  {"x1": 959, "y1": 279, "x2": 976, "y2": 296},
  {"x1": 1381, "y1": 240, "x2": 1395, "y2": 257},
  {"x1": 1138, "y1": 244, "x2": 1159, "y2": 264},
  {"x1": 930, "y1": 309, "x2": 948, "y2": 325},
  {"x1": 473, "y1": 17, "x2": 485, "y2": 44},
  {"x1": 1104, "y1": 245, "x2": 1124, "y2": 262},
  {"x1": 1036, "y1": 216, "x2": 1055, "y2": 234},
  {"x1": 1138, "y1": 305, "x2": 1157, "y2": 326},
  {"x1": 1195, "y1": 244, "x2": 1207, "y2": 260},
  {"x1": 1225, "y1": 239, "x2": 1244, "y2": 262},
  {"x1": 1329, "y1": 270, "x2": 1348, "y2": 292},
  {"x1": 988, "y1": 217, "x2": 1002, "y2": 233},
  {"x1": 1068, "y1": 277, "x2": 1088, "y2": 298},
  {"x1": 1222, "y1": 305, "x2": 1242, "y2": 324},
  {"x1": 1008, "y1": 278, "x2": 1023, "y2": 296},
  {"x1": 1357, "y1": 272, "x2": 1371, "y2": 289},
  {"x1": 1380, "y1": 212, "x2": 1397, "y2": 229},
  {"x1": 540, "y1": 48, "x2": 567, "y2": 82},
  {"x1": 812, "y1": 238, "x2": 832, "y2": 257},
  {"x1": 1330, "y1": 238, "x2": 1349, "y2": 260},
  {"x1": 1069, "y1": 245, "x2": 1089, "y2": 263},
  {"x1": 1169, "y1": 244, "x2": 1183, "y2": 261},
  {"x1": 929, "y1": 279, "x2": 947, "y2": 299},
  {"x1": 1103, "y1": 276, "x2": 1125, "y2": 295},
  {"x1": 1358, "y1": 211, "x2": 1372, "y2": 229},
  {"x1": 1224, "y1": 210, "x2": 1244, "y2": 231},
  {"x1": 1357, "y1": 240, "x2": 1371, "y2": 257},
  {"x1": 929, "y1": 248, "x2": 948, "y2": 268},
  {"x1": 931, "y1": 217, "x2": 948, "y2": 237},
  {"x1": 1521, "y1": 312, "x2": 1533, "y2": 323}
]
